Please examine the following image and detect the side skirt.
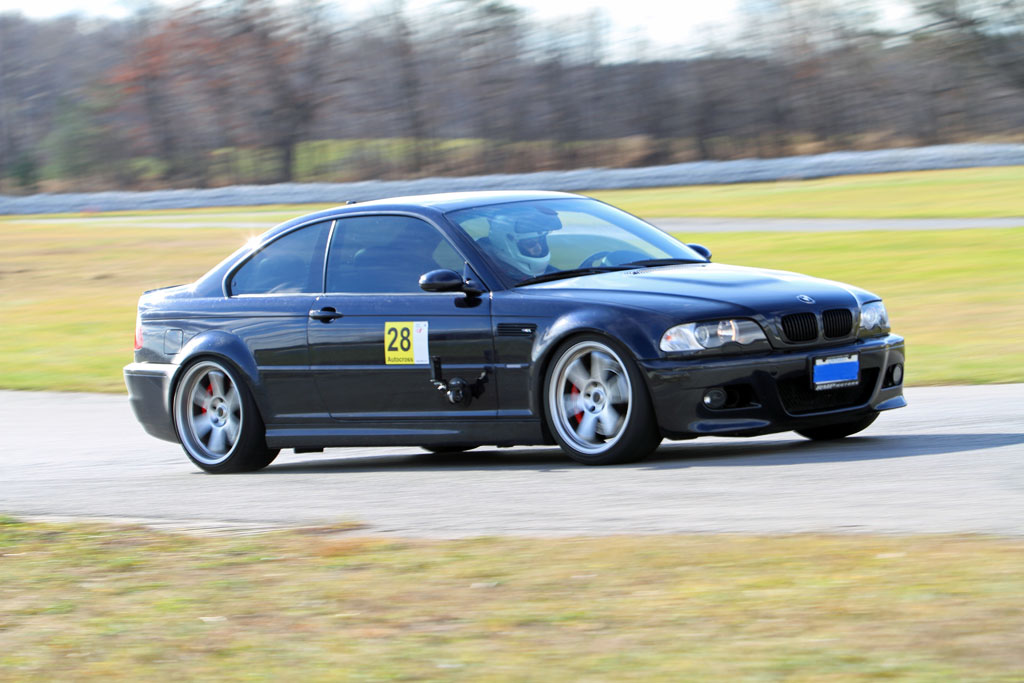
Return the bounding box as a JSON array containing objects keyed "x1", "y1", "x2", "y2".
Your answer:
[{"x1": 265, "y1": 420, "x2": 548, "y2": 449}]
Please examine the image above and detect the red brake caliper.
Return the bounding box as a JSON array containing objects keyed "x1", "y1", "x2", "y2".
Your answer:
[
  {"x1": 571, "y1": 384, "x2": 583, "y2": 424},
  {"x1": 202, "y1": 383, "x2": 212, "y2": 413}
]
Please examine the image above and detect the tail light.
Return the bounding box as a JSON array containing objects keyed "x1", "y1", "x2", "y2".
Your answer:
[{"x1": 134, "y1": 313, "x2": 143, "y2": 351}]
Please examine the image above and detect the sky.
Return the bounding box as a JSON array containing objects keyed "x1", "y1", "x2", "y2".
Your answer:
[
  {"x1": 0, "y1": 0, "x2": 919, "y2": 58},
  {"x1": 0, "y1": 0, "x2": 743, "y2": 54}
]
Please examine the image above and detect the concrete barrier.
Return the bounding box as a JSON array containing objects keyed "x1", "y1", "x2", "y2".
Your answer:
[{"x1": 3, "y1": 143, "x2": 1023, "y2": 215}]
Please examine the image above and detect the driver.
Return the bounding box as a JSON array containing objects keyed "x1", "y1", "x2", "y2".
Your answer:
[{"x1": 486, "y1": 209, "x2": 561, "y2": 279}]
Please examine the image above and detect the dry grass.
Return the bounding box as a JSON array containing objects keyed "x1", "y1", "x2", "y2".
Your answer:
[
  {"x1": 591, "y1": 166, "x2": 1024, "y2": 218},
  {"x1": 2, "y1": 184, "x2": 1022, "y2": 391},
  {"x1": 0, "y1": 223, "x2": 247, "y2": 392},
  {"x1": 2, "y1": 518, "x2": 1023, "y2": 680},
  {"x1": 696, "y1": 228, "x2": 1024, "y2": 386},
  {"x1": 10, "y1": 165, "x2": 1024, "y2": 223}
]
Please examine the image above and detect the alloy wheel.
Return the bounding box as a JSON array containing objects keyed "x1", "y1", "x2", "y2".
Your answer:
[
  {"x1": 175, "y1": 361, "x2": 244, "y2": 466},
  {"x1": 548, "y1": 340, "x2": 633, "y2": 455}
]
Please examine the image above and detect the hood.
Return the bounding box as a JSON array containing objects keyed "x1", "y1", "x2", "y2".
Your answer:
[{"x1": 524, "y1": 263, "x2": 875, "y2": 318}]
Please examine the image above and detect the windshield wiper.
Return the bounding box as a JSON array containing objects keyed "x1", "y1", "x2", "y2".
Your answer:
[
  {"x1": 514, "y1": 266, "x2": 628, "y2": 286},
  {"x1": 514, "y1": 259, "x2": 706, "y2": 286},
  {"x1": 620, "y1": 258, "x2": 706, "y2": 268}
]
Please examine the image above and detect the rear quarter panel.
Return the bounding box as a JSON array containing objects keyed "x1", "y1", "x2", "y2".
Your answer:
[{"x1": 138, "y1": 293, "x2": 326, "y2": 426}]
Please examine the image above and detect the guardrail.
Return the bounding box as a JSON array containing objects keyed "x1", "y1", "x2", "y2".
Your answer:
[{"x1": 3, "y1": 143, "x2": 1023, "y2": 215}]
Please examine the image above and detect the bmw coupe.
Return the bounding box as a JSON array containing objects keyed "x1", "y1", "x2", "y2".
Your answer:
[{"x1": 124, "y1": 191, "x2": 906, "y2": 472}]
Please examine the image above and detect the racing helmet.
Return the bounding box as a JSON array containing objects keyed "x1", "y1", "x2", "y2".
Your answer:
[{"x1": 489, "y1": 209, "x2": 561, "y2": 276}]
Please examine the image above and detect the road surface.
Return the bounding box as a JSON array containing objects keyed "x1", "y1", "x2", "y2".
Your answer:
[{"x1": 1, "y1": 385, "x2": 1021, "y2": 537}]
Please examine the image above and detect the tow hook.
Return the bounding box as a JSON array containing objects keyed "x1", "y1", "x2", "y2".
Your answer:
[{"x1": 429, "y1": 356, "x2": 489, "y2": 406}]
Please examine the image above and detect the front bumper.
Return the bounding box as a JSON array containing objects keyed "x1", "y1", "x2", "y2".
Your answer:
[
  {"x1": 124, "y1": 362, "x2": 179, "y2": 443},
  {"x1": 640, "y1": 334, "x2": 905, "y2": 438}
]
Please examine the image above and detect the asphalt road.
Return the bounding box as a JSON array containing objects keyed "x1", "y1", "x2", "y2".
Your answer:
[{"x1": 2, "y1": 385, "x2": 1022, "y2": 537}]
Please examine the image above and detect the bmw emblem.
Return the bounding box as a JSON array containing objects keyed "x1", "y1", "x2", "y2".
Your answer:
[{"x1": 797, "y1": 295, "x2": 815, "y2": 304}]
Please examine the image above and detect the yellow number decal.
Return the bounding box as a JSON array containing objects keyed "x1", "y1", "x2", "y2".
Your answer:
[{"x1": 385, "y1": 321, "x2": 428, "y2": 364}]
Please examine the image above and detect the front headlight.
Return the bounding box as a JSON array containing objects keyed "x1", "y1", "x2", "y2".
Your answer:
[
  {"x1": 859, "y1": 301, "x2": 889, "y2": 335},
  {"x1": 660, "y1": 319, "x2": 767, "y2": 352}
]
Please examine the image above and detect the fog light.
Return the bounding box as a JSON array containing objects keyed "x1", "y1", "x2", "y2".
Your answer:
[
  {"x1": 884, "y1": 363, "x2": 904, "y2": 388},
  {"x1": 703, "y1": 387, "x2": 728, "y2": 409}
]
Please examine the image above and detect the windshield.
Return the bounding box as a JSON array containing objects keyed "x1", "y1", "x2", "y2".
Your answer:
[{"x1": 446, "y1": 197, "x2": 705, "y2": 287}]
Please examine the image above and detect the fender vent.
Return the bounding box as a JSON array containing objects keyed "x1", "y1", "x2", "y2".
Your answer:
[{"x1": 497, "y1": 323, "x2": 536, "y2": 337}]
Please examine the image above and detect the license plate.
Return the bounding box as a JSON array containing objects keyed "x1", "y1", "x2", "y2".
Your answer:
[{"x1": 812, "y1": 353, "x2": 859, "y2": 391}]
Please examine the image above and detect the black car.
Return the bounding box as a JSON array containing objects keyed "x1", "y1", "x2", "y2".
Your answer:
[{"x1": 125, "y1": 191, "x2": 906, "y2": 473}]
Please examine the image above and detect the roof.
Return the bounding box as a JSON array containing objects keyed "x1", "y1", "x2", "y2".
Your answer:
[
  {"x1": 354, "y1": 190, "x2": 579, "y2": 211},
  {"x1": 261, "y1": 190, "x2": 583, "y2": 241}
]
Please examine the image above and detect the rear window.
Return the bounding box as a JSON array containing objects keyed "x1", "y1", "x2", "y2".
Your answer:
[{"x1": 230, "y1": 222, "x2": 331, "y2": 295}]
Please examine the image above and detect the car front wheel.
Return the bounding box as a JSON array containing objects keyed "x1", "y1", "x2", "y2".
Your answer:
[
  {"x1": 545, "y1": 337, "x2": 661, "y2": 465},
  {"x1": 172, "y1": 359, "x2": 279, "y2": 473}
]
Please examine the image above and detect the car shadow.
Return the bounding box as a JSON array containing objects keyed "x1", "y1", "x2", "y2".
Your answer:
[
  {"x1": 642, "y1": 432, "x2": 1024, "y2": 469},
  {"x1": 257, "y1": 432, "x2": 1024, "y2": 474}
]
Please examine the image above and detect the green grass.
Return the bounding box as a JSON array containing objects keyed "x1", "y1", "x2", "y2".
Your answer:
[
  {"x1": 590, "y1": 166, "x2": 1024, "y2": 218},
  {"x1": 692, "y1": 228, "x2": 1024, "y2": 386},
  {"x1": 1, "y1": 218, "x2": 1022, "y2": 391},
  {"x1": 0, "y1": 224, "x2": 245, "y2": 392},
  {"x1": 12, "y1": 165, "x2": 1024, "y2": 223},
  {"x1": 2, "y1": 519, "x2": 1023, "y2": 680},
  {"x1": 3, "y1": 166, "x2": 1024, "y2": 392}
]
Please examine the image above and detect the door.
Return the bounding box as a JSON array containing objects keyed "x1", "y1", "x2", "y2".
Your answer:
[
  {"x1": 226, "y1": 220, "x2": 332, "y2": 423},
  {"x1": 307, "y1": 214, "x2": 496, "y2": 420}
]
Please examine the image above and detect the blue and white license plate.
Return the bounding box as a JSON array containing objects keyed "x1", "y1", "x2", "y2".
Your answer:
[{"x1": 812, "y1": 353, "x2": 860, "y2": 391}]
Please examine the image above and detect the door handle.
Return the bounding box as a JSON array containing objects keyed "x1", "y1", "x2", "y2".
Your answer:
[{"x1": 309, "y1": 307, "x2": 343, "y2": 322}]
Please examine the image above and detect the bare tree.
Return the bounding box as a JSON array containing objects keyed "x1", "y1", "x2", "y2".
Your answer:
[{"x1": 3, "y1": 0, "x2": 1024, "y2": 192}]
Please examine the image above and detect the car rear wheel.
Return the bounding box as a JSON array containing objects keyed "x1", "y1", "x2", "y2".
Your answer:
[
  {"x1": 796, "y1": 413, "x2": 878, "y2": 441},
  {"x1": 173, "y1": 359, "x2": 279, "y2": 473},
  {"x1": 545, "y1": 337, "x2": 660, "y2": 465}
]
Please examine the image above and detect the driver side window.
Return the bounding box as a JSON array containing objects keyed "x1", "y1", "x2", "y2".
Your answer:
[{"x1": 325, "y1": 215, "x2": 462, "y2": 293}]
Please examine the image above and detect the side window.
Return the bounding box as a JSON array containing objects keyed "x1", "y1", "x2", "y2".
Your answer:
[
  {"x1": 326, "y1": 215, "x2": 462, "y2": 293},
  {"x1": 230, "y1": 222, "x2": 331, "y2": 295}
]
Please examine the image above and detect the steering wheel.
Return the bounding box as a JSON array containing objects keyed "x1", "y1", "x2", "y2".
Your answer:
[
  {"x1": 578, "y1": 250, "x2": 649, "y2": 269},
  {"x1": 578, "y1": 251, "x2": 612, "y2": 268}
]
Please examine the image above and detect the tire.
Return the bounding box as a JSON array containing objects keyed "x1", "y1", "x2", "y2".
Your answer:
[
  {"x1": 172, "y1": 359, "x2": 279, "y2": 473},
  {"x1": 421, "y1": 445, "x2": 479, "y2": 454},
  {"x1": 544, "y1": 336, "x2": 661, "y2": 465},
  {"x1": 795, "y1": 413, "x2": 878, "y2": 441}
]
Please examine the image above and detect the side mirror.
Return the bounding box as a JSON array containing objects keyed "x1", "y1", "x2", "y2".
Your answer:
[
  {"x1": 687, "y1": 243, "x2": 712, "y2": 261},
  {"x1": 419, "y1": 269, "x2": 482, "y2": 296}
]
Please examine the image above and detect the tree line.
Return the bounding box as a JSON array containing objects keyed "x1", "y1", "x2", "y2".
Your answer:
[{"x1": 0, "y1": 0, "x2": 1022, "y2": 192}]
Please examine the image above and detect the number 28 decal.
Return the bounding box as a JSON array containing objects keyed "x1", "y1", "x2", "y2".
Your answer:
[{"x1": 384, "y1": 321, "x2": 429, "y2": 365}]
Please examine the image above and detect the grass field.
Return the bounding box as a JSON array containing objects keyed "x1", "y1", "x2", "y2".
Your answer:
[
  {"x1": 1, "y1": 222, "x2": 1021, "y2": 392},
  {"x1": 593, "y1": 166, "x2": 1024, "y2": 218},
  {"x1": 3, "y1": 169, "x2": 1022, "y2": 681},
  {"x1": 2, "y1": 166, "x2": 1023, "y2": 392},
  {"x1": 2, "y1": 518, "x2": 1022, "y2": 680},
  {"x1": 12, "y1": 165, "x2": 1024, "y2": 223}
]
